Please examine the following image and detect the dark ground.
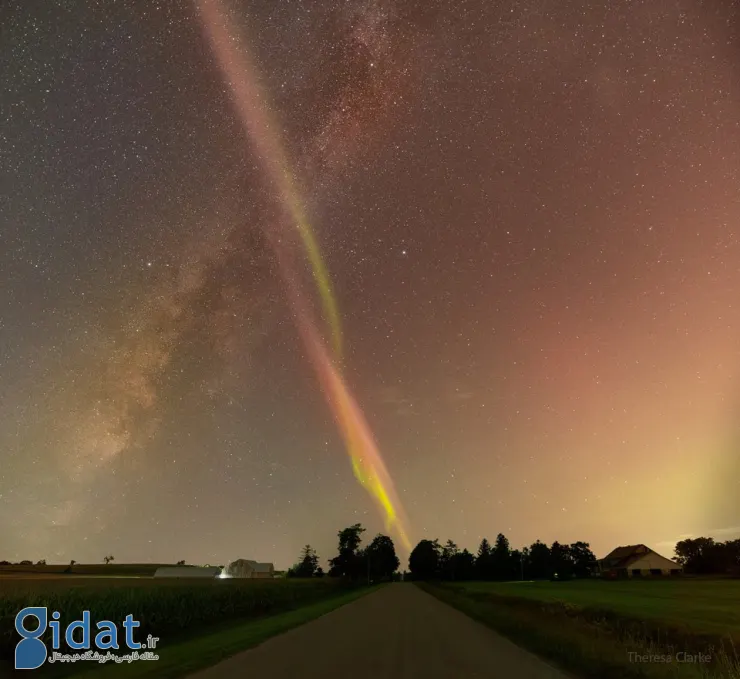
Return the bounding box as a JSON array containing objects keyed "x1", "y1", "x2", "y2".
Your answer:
[{"x1": 188, "y1": 583, "x2": 573, "y2": 679}]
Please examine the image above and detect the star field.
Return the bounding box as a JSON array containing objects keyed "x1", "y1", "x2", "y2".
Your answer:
[{"x1": 1, "y1": 0, "x2": 738, "y2": 568}]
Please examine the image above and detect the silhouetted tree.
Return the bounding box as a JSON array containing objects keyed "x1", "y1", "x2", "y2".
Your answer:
[
  {"x1": 520, "y1": 547, "x2": 531, "y2": 579},
  {"x1": 408, "y1": 539, "x2": 441, "y2": 580},
  {"x1": 328, "y1": 524, "x2": 365, "y2": 580},
  {"x1": 675, "y1": 538, "x2": 740, "y2": 574},
  {"x1": 476, "y1": 538, "x2": 493, "y2": 580},
  {"x1": 315, "y1": 566, "x2": 325, "y2": 578},
  {"x1": 288, "y1": 545, "x2": 320, "y2": 578},
  {"x1": 357, "y1": 547, "x2": 368, "y2": 581},
  {"x1": 550, "y1": 541, "x2": 573, "y2": 579},
  {"x1": 511, "y1": 549, "x2": 524, "y2": 580},
  {"x1": 528, "y1": 540, "x2": 551, "y2": 579},
  {"x1": 176, "y1": 560, "x2": 186, "y2": 566},
  {"x1": 727, "y1": 540, "x2": 740, "y2": 574},
  {"x1": 438, "y1": 540, "x2": 459, "y2": 580},
  {"x1": 103, "y1": 555, "x2": 114, "y2": 565},
  {"x1": 675, "y1": 537, "x2": 716, "y2": 573},
  {"x1": 36, "y1": 559, "x2": 46, "y2": 566},
  {"x1": 451, "y1": 548, "x2": 476, "y2": 581},
  {"x1": 491, "y1": 533, "x2": 512, "y2": 580},
  {"x1": 569, "y1": 542, "x2": 597, "y2": 578},
  {"x1": 365, "y1": 534, "x2": 400, "y2": 582}
]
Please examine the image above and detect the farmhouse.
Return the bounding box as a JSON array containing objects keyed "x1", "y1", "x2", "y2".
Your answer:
[
  {"x1": 598, "y1": 544, "x2": 682, "y2": 578},
  {"x1": 223, "y1": 559, "x2": 275, "y2": 579},
  {"x1": 153, "y1": 565, "x2": 221, "y2": 578}
]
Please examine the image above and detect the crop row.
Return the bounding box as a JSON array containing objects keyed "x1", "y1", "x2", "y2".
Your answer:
[{"x1": 0, "y1": 578, "x2": 344, "y2": 660}]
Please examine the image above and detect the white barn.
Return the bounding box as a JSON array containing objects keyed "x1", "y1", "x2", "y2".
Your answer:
[
  {"x1": 223, "y1": 559, "x2": 275, "y2": 579},
  {"x1": 598, "y1": 544, "x2": 682, "y2": 578}
]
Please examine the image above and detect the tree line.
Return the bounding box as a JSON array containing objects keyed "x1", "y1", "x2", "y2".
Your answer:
[
  {"x1": 7, "y1": 531, "x2": 736, "y2": 578},
  {"x1": 408, "y1": 534, "x2": 597, "y2": 581},
  {"x1": 287, "y1": 523, "x2": 401, "y2": 582},
  {"x1": 286, "y1": 524, "x2": 597, "y2": 582},
  {"x1": 675, "y1": 537, "x2": 740, "y2": 575}
]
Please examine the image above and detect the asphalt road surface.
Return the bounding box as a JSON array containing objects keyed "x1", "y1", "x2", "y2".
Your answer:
[{"x1": 189, "y1": 583, "x2": 572, "y2": 679}]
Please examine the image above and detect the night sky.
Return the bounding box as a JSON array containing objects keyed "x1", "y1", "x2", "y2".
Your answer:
[{"x1": 2, "y1": 0, "x2": 739, "y2": 570}]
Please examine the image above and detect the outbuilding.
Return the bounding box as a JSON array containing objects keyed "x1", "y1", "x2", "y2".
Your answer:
[
  {"x1": 223, "y1": 559, "x2": 275, "y2": 578},
  {"x1": 598, "y1": 544, "x2": 682, "y2": 578}
]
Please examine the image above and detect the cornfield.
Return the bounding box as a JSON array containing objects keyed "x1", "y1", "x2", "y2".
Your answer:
[{"x1": 0, "y1": 578, "x2": 344, "y2": 660}]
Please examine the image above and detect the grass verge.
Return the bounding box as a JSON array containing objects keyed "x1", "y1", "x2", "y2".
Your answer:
[
  {"x1": 452, "y1": 579, "x2": 740, "y2": 637},
  {"x1": 417, "y1": 583, "x2": 740, "y2": 679},
  {"x1": 68, "y1": 585, "x2": 381, "y2": 679}
]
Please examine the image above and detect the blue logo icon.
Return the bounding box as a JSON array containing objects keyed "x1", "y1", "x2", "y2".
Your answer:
[
  {"x1": 15, "y1": 607, "x2": 47, "y2": 670},
  {"x1": 15, "y1": 607, "x2": 147, "y2": 669}
]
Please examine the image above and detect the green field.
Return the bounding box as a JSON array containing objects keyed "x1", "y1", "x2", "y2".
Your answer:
[
  {"x1": 422, "y1": 579, "x2": 740, "y2": 679},
  {"x1": 454, "y1": 579, "x2": 740, "y2": 638}
]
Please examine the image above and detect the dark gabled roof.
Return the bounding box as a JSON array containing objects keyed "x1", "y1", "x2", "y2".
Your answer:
[
  {"x1": 227, "y1": 559, "x2": 274, "y2": 572},
  {"x1": 599, "y1": 544, "x2": 651, "y2": 568}
]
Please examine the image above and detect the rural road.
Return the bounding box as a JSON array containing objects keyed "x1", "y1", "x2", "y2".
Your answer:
[{"x1": 188, "y1": 583, "x2": 571, "y2": 679}]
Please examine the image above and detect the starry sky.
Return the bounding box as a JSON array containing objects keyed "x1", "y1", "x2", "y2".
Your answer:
[{"x1": 1, "y1": 0, "x2": 739, "y2": 570}]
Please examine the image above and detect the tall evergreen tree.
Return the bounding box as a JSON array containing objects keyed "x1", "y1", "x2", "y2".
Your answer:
[
  {"x1": 476, "y1": 538, "x2": 493, "y2": 580},
  {"x1": 491, "y1": 533, "x2": 512, "y2": 580},
  {"x1": 296, "y1": 545, "x2": 320, "y2": 577},
  {"x1": 287, "y1": 545, "x2": 320, "y2": 578}
]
